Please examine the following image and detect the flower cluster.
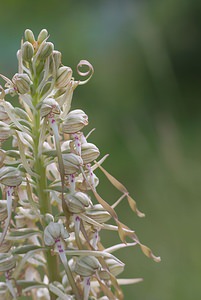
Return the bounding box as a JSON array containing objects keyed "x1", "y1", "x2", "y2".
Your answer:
[{"x1": 0, "y1": 29, "x2": 160, "y2": 300}]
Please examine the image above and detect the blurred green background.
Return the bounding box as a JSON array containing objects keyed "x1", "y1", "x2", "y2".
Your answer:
[{"x1": 1, "y1": 0, "x2": 201, "y2": 299}]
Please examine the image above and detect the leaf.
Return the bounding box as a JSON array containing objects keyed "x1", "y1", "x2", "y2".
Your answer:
[
  {"x1": 6, "y1": 228, "x2": 41, "y2": 240},
  {"x1": 49, "y1": 283, "x2": 72, "y2": 300},
  {"x1": 12, "y1": 245, "x2": 46, "y2": 255},
  {"x1": 16, "y1": 280, "x2": 47, "y2": 292},
  {"x1": 15, "y1": 131, "x2": 39, "y2": 178}
]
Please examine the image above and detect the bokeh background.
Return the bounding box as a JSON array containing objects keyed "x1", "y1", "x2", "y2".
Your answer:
[{"x1": 1, "y1": 0, "x2": 201, "y2": 299}]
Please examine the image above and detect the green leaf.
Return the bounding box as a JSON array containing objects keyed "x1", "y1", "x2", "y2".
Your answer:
[
  {"x1": 12, "y1": 245, "x2": 46, "y2": 255},
  {"x1": 16, "y1": 280, "x2": 47, "y2": 292},
  {"x1": 6, "y1": 228, "x2": 41, "y2": 240}
]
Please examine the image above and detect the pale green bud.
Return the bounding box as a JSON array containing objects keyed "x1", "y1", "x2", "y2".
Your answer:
[
  {"x1": 40, "y1": 98, "x2": 60, "y2": 118},
  {"x1": 15, "y1": 214, "x2": 26, "y2": 228},
  {"x1": 62, "y1": 153, "x2": 83, "y2": 175},
  {"x1": 81, "y1": 143, "x2": 100, "y2": 164},
  {"x1": 85, "y1": 204, "x2": 111, "y2": 223},
  {"x1": 56, "y1": 66, "x2": 72, "y2": 89},
  {"x1": 49, "y1": 50, "x2": 62, "y2": 74},
  {"x1": 0, "y1": 150, "x2": 6, "y2": 168},
  {"x1": 44, "y1": 222, "x2": 69, "y2": 246},
  {"x1": 0, "y1": 282, "x2": 11, "y2": 300},
  {"x1": 44, "y1": 213, "x2": 54, "y2": 224},
  {"x1": 74, "y1": 256, "x2": 101, "y2": 277},
  {"x1": 0, "y1": 105, "x2": 9, "y2": 121},
  {"x1": 37, "y1": 42, "x2": 54, "y2": 60},
  {"x1": 0, "y1": 121, "x2": 11, "y2": 142},
  {"x1": 37, "y1": 29, "x2": 48, "y2": 44},
  {"x1": 62, "y1": 109, "x2": 88, "y2": 134},
  {"x1": 0, "y1": 200, "x2": 8, "y2": 221},
  {"x1": 12, "y1": 73, "x2": 31, "y2": 94},
  {"x1": 21, "y1": 41, "x2": 34, "y2": 61},
  {"x1": 0, "y1": 253, "x2": 16, "y2": 272},
  {"x1": 0, "y1": 235, "x2": 12, "y2": 253},
  {"x1": 65, "y1": 191, "x2": 91, "y2": 214},
  {"x1": 0, "y1": 166, "x2": 22, "y2": 186},
  {"x1": 98, "y1": 258, "x2": 125, "y2": 280},
  {"x1": 25, "y1": 29, "x2": 35, "y2": 44}
]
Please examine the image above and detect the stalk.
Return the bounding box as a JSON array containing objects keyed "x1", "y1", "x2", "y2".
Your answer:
[{"x1": 31, "y1": 82, "x2": 60, "y2": 298}]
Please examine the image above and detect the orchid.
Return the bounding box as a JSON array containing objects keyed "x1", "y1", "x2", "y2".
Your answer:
[{"x1": 0, "y1": 29, "x2": 160, "y2": 300}]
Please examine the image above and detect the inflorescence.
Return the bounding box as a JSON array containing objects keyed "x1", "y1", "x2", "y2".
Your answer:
[{"x1": 0, "y1": 29, "x2": 160, "y2": 300}]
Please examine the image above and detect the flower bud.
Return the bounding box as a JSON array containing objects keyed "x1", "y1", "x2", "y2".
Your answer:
[
  {"x1": 62, "y1": 153, "x2": 83, "y2": 175},
  {"x1": 85, "y1": 204, "x2": 111, "y2": 223},
  {"x1": 37, "y1": 29, "x2": 48, "y2": 44},
  {"x1": 74, "y1": 256, "x2": 101, "y2": 277},
  {"x1": 62, "y1": 109, "x2": 88, "y2": 134},
  {"x1": 55, "y1": 66, "x2": 72, "y2": 89},
  {"x1": 0, "y1": 150, "x2": 6, "y2": 168},
  {"x1": 98, "y1": 258, "x2": 125, "y2": 280},
  {"x1": 48, "y1": 50, "x2": 62, "y2": 74},
  {"x1": 0, "y1": 105, "x2": 9, "y2": 121},
  {"x1": 0, "y1": 253, "x2": 16, "y2": 272},
  {"x1": 0, "y1": 166, "x2": 22, "y2": 186},
  {"x1": 44, "y1": 222, "x2": 69, "y2": 247},
  {"x1": 64, "y1": 191, "x2": 91, "y2": 214},
  {"x1": 81, "y1": 143, "x2": 100, "y2": 164},
  {"x1": 0, "y1": 200, "x2": 7, "y2": 221},
  {"x1": 21, "y1": 41, "x2": 34, "y2": 62},
  {"x1": 0, "y1": 234, "x2": 12, "y2": 253},
  {"x1": 37, "y1": 42, "x2": 54, "y2": 60},
  {"x1": 40, "y1": 98, "x2": 60, "y2": 118},
  {"x1": 0, "y1": 282, "x2": 11, "y2": 299},
  {"x1": 0, "y1": 121, "x2": 11, "y2": 142},
  {"x1": 12, "y1": 73, "x2": 31, "y2": 94},
  {"x1": 25, "y1": 29, "x2": 35, "y2": 44}
]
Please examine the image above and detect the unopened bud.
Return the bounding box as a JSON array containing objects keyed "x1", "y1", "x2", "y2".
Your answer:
[
  {"x1": 37, "y1": 29, "x2": 48, "y2": 44},
  {"x1": 62, "y1": 153, "x2": 83, "y2": 175},
  {"x1": 0, "y1": 234, "x2": 12, "y2": 253},
  {"x1": 0, "y1": 105, "x2": 9, "y2": 121},
  {"x1": 21, "y1": 41, "x2": 34, "y2": 61},
  {"x1": 12, "y1": 73, "x2": 31, "y2": 94},
  {"x1": 81, "y1": 143, "x2": 100, "y2": 164},
  {"x1": 74, "y1": 256, "x2": 101, "y2": 277},
  {"x1": 37, "y1": 42, "x2": 54, "y2": 61},
  {"x1": 65, "y1": 191, "x2": 91, "y2": 214},
  {"x1": 85, "y1": 204, "x2": 111, "y2": 223},
  {"x1": 98, "y1": 258, "x2": 125, "y2": 280},
  {"x1": 44, "y1": 213, "x2": 54, "y2": 225},
  {"x1": 0, "y1": 166, "x2": 22, "y2": 186},
  {"x1": 62, "y1": 109, "x2": 88, "y2": 134},
  {"x1": 44, "y1": 222, "x2": 69, "y2": 247},
  {"x1": 0, "y1": 253, "x2": 16, "y2": 272},
  {"x1": 0, "y1": 121, "x2": 11, "y2": 142},
  {"x1": 40, "y1": 98, "x2": 60, "y2": 118},
  {"x1": 0, "y1": 200, "x2": 8, "y2": 221},
  {"x1": 0, "y1": 282, "x2": 11, "y2": 299},
  {"x1": 0, "y1": 150, "x2": 6, "y2": 168},
  {"x1": 25, "y1": 29, "x2": 35, "y2": 44},
  {"x1": 56, "y1": 66, "x2": 72, "y2": 89}
]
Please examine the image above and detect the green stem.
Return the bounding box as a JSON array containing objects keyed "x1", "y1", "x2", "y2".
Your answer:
[{"x1": 31, "y1": 82, "x2": 60, "y2": 298}]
